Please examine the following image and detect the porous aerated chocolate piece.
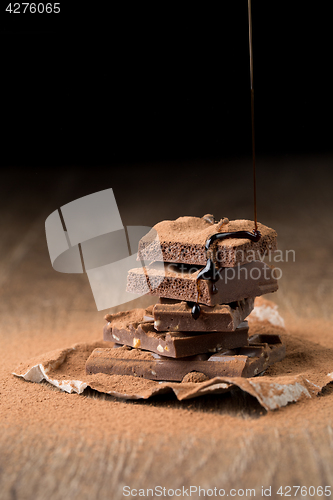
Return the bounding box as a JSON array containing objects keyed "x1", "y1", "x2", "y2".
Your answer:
[
  {"x1": 137, "y1": 216, "x2": 277, "y2": 267},
  {"x1": 153, "y1": 297, "x2": 254, "y2": 332},
  {"x1": 126, "y1": 261, "x2": 278, "y2": 306},
  {"x1": 86, "y1": 334, "x2": 285, "y2": 381},
  {"x1": 103, "y1": 311, "x2": 249, "y2": 358}
]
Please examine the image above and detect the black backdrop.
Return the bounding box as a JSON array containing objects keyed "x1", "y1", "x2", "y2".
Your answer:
[{"x1": 2, "y1": 2, "x2": 332, "y2": 169}]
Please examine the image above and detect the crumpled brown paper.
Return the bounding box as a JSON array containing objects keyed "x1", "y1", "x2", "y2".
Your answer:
[{"x1": 13, "y1": 301, "x2": 333, "y2": 410}]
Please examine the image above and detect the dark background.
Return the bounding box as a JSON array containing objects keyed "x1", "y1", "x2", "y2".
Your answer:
[{"x1": 1, "y1": 2, "x2": 332, "y2": 229}]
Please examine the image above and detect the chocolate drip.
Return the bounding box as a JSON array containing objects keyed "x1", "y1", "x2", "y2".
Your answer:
[
  {"x1": 191, "y1": 229, "x2": 261, "y2": 319},
  {"x1": 190, "y1": 1, "x2": 261, "y2": 320},
  {"x1": 197, "y1": 257, "x2": 216, "y2": 281}
]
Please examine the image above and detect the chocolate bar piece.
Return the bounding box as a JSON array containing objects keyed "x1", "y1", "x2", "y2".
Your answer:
[
  {"x1": 127, "y1": 261, "x2": 278, "y2": 306},
  {"x1": 86, "y1": 333, "x2": 285, "y2": 381},
  {"x1": 153, "y1": 297, "x2": 254, "y2": 332},
  {"x1": 104, "y1": 311, "x2": 249, "y2": 358},
  {"x1": 137, "y1": 216, "x2": 277, "y2": 267}
]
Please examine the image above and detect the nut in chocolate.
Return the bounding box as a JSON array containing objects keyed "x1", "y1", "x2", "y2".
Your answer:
[{"x1": 45, "y1": 188, "x2": 165, "y2": 310}]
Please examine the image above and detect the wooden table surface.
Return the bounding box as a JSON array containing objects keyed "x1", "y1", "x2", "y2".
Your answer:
[{"x1": 1, "y1": 157, "x2": 333, "y2": 500}]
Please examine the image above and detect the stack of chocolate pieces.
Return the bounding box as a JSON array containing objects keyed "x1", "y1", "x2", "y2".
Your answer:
[{"x1": 86, "y1": 216, "x2": 285, "y2": 382}]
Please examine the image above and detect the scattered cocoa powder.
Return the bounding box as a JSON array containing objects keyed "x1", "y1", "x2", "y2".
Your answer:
[{"x1": 182, "y1": 372, "x2": 210, "y2": 383}]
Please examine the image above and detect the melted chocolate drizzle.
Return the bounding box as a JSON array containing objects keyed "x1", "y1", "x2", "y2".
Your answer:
[
  {"x1": 190, "y1": 2, "x2": 261, "y2": 319},
  {"x1": 191, "y1": 229, "x2": 261, "y2": 319}
]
